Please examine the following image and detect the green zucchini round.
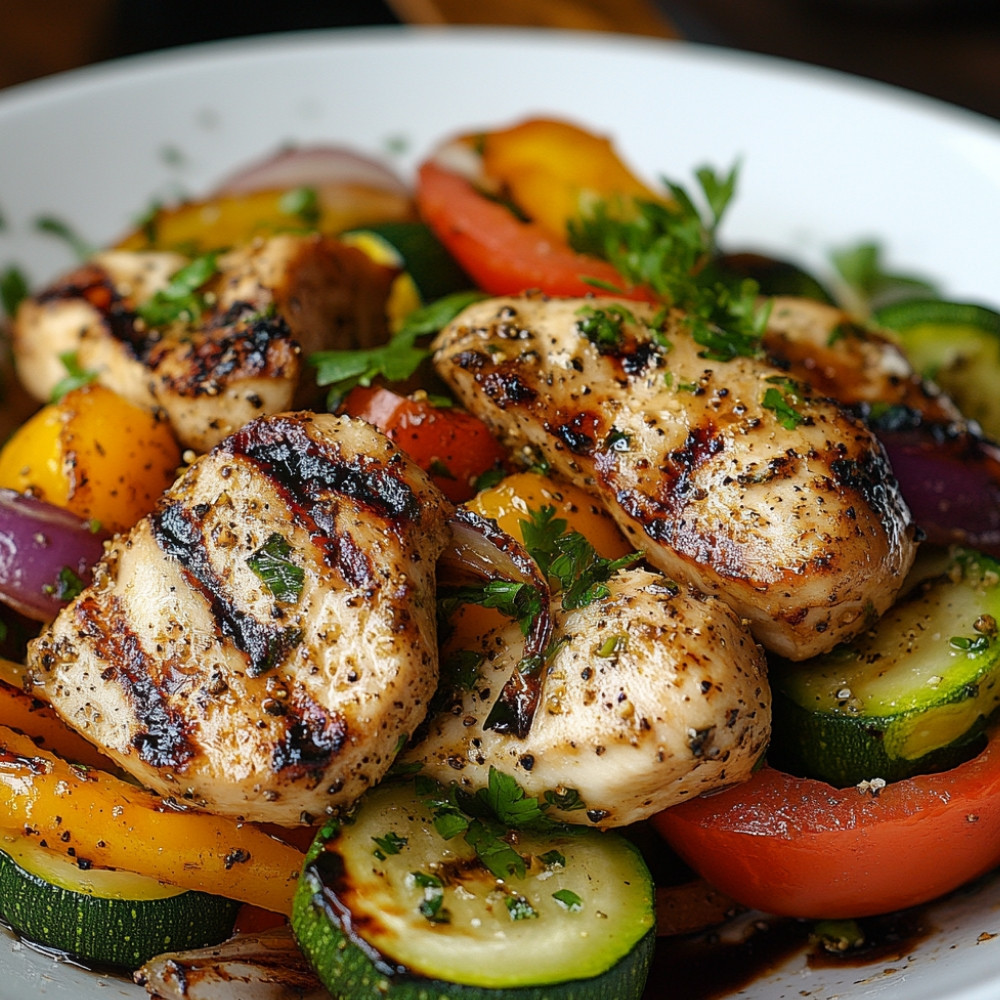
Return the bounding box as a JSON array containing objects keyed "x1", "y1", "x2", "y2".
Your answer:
[
  {"x1": 770, "y1": 546, "x2": 1000, "y2": 787},
  {"x1": 0, "y1": 845, "x2": 239, "y2": 969},
  {"x1": 292, "y1": 777, "x2": 656, "y2": 1000}
]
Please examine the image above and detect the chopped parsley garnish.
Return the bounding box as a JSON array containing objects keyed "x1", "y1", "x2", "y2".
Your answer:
[
  {"x1": 372, "y1": 830, "x2": 408, "y2": 860},
  {"x1": 761, "y1": 384, "x2": 807, "y2": 430},
  {"x1": 0, "y1": 266, "x2": 28, "y2": 319},
  {"x1": 279, "y1": 186, "x2": 321, "y2": 229},
  {"x1": 247, "y1": 533, "x2": 304, "y2": 604},
  {"x1": 505, "y1": 894, "x2": 538, "y2": 921},
  {"x1": 568, "y1": 164, "x2": 768, "y2": 361},
  {"x1": 596, "y1": 634, "x2": 626, "y2": 658},
  {"x1": 43, "y1": 566, "x2": 86, "y2": 603},
  {"x1": 415, "y1": 769, "x2": 583, "y2": 881},
  {"x1": 575, "y1": 304, "x2": 634, "y2": 352},
  {"x1": 543, "y1": 787, "x2": 586, "y2": 812},
  {"x1": 50, "y1": 350, "x2": 99, "y2": 403},
  {"x1": 552, "y1": 889, "x2": 583, "y2": 911},
  {"x1": 539, "y1": 849, "x2": 566, "y2": 869},
  {"x1": 136, "y1": 253, "x2": 219, "y2": 327},
  {"x1": 604, "y1": 428, "x2": 631, "y2": 452},
  {"x1": 950, "y1": 634, "x2": 991, "y2": 654},
  {"x1": 309, "y1": 288, "x2": 486, "y2": 408},
  {"x1": 519, "y1": 506, "x2": 642, "y2": 611},
  {"x1": 410, "y1": 871, "x2": 450, "y2": 924}
]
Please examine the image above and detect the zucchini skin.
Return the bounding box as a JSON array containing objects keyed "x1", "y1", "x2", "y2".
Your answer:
[
  {"x1": 0, "y1": 849, "x2": 239, "y2": 969},
  {"x1": 770, "y1": 546, "x2": 1000, "y2": 787},
  {"x1": 291, "y1": 780, "x2": 656, "y2": 1000},
  {"x1": 294, "y1": 872, "x2": 655, "y2": 1000}
]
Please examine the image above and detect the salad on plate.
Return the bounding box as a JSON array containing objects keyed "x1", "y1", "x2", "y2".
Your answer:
[{"x1": 2, "y1": 111, "x2": 1000, "y2": 1000}]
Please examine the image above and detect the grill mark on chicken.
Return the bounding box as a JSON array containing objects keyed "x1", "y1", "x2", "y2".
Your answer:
[
  {"x1": 70, "y1": 591, "x2": 195, "y2": 770},
  {"x1": 150, "y1": 501, "x2": 303, "y2": 678},
  {"x1": 225, "y1": 415, "x2": 421, "y2": 590},
  {"x1": 28, "y1": 413, "x2": 452, "y2": 822},
  {"x1": 145, "y1": 303, "x2": 295, "y2": 396},
  {"x1": 14, "y1": 235, "x2": 399, "y2": 452},
  {"x1": 229, "y1": 415, "x2": 421, "y2": 525},
  {"x1": 37, "y1": 262, "x2": 145, "y2": 355},
  {"x1": 271, "y1": 692, "x2": 348, "y2": 780}
]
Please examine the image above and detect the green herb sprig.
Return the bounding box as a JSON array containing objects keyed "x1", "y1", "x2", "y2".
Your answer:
[
  {"x1": 568, "y1": 165, "x2": 768, "y2": 362},
  {"x1": 310, "y1": 289, "x2": 485, "y2": 409}
]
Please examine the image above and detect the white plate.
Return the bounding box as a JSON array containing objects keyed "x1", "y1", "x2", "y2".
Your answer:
[{"x1": 2, "y1": 24, "x2": 1000, "y2": 1000}]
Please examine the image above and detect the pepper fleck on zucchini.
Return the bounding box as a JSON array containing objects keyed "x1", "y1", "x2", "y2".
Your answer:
[{"x1": 292, "y1": 772, "x2": 656, "y2": 999}]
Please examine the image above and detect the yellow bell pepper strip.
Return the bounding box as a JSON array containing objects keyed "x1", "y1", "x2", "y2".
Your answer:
[
  {"x1": 0, "y1": 383, "x2": 183, "y2": 534},
  {"x1": 479, "y1": 117, "x2": 665, "y2": 241},
  {"x1": 0, "y1": 679, "x2": 115, "y2": 771},
  {"x1": 115, "y1": 185, "x2": 415, "y2": 254},
  {"x1": 0, "y1": 724, "x2": 303, "y2": 914}
]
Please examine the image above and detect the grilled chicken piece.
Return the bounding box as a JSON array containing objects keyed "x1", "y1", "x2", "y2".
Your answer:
[
  {"x1": 763, "y1": 296, "x2": 1000, "y2": 555},
  {"x1": 409, "y1": 567, "x2": 769, "y2": 828},
  {"x1": 433, "y1": 295, "x2": 918, "y2": 660},
  {"x1": 762, "y1": 295, "x2": 963, "y2": 421},
  {"x1": 26, "y1": 411, "x2": 451, "y2": 824},
  {"x1": 12, "y1": 234, "x2": 397, "y2": 452}
]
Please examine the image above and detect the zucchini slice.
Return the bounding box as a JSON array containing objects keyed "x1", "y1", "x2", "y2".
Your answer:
[
  {"x1": 770, "y1": 546, "x2": 1000, "y2": 787},
  {"x1": 873, "y1": 298, "x2": 1000, "y2": 439},
  {"x1": 0, "y1": 840, "x2": 239, "y2": 968},
  {"x1": 293, "y1": 776, "x2": 655, "y2": 999}
]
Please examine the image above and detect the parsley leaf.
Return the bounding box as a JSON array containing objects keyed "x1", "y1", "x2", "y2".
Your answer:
[
  {"x1": 247, "y1": 533, "x2": 304, "y2": 604},
  {"x1": 278, "y1": 186, "x2": 321, "y2": 228},
  {"x1": 519, "y1": 506, "x2": 642, "y2": 610},
  {"x1": 476, "y1": 766, "x2": 550, "y2": 829},
  {"x1": 414, "y1": 769, "x2": 583, "y2": 881},
  {"x1": 136, "y1": 253, "x2": 219, "y2": 327},
  {"x1": 49, "y1": 350, "x2": 99, "y2": 403},
  {"x1": 438, "y1": 579, "x2": 544, "y2": 639},
  {"x1": 505, "y1": 894, "x2": 538, "y2": 920},
  {"x1": 372, "y1": 830, "x2": 407, "y2": 860},
  {"x1": 43, "y1": 566, "x2": 86, "y2": 602},
  {"x1": 310, "y1": 289, "x2": 486, "y2": 408},
  {"x1": 0, "y1": 266, "x2": 29, "y2": 320},
  {"x1": 568, "y1": 165, "x2": 767, "y2": 361}
]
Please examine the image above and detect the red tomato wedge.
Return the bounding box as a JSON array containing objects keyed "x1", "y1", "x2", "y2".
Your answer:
[
  {"x1": 653, "y1": 728, "x2": 1000, "y2": 918},
  {"x1": 415, "y1": 160, "x2": 657, "y2": 301},
  {"x1": 341, "y1": 386, "x2": 507, "y2": 503}
]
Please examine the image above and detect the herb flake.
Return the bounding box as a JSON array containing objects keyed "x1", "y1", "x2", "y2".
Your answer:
[{"x1": 247, "y1": 533, "x2": 304, "y2": 604}]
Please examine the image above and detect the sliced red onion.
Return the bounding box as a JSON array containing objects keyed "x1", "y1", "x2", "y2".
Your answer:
[
  {"x1": 440, "y1": 506, "x2": 553, "y2": 738},
  {"x1": 213, "y1": 145, "x2": 411, "y2": 199},
  {"x1": 0, "y1": 489, "x2": 108, "y2": 621},
  {"x1": 872, "y1": 420, "x2": 1000, "y2": 556}
]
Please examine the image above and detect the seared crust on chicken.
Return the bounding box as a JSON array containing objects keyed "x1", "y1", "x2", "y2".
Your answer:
[
  {"x1": 410, "y1": 568, "x2": 769, "y2": 828},
  {"x1": 27, "y1": 412, "x2": 450, "y2": 824},
  {"x1": 433, "y1": 295, "x2": 918, "y2": 660},
  {"x1": 762, "y1": 296, "x2": 963, "y2": 421},
  {"x1": 12, "y1": 234, "x2": 397, "y2": 452}
]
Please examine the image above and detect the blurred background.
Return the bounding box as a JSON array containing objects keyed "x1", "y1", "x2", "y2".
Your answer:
[{"x1": 2, "y1": 0, "x2": 1000, "y2": 120}]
